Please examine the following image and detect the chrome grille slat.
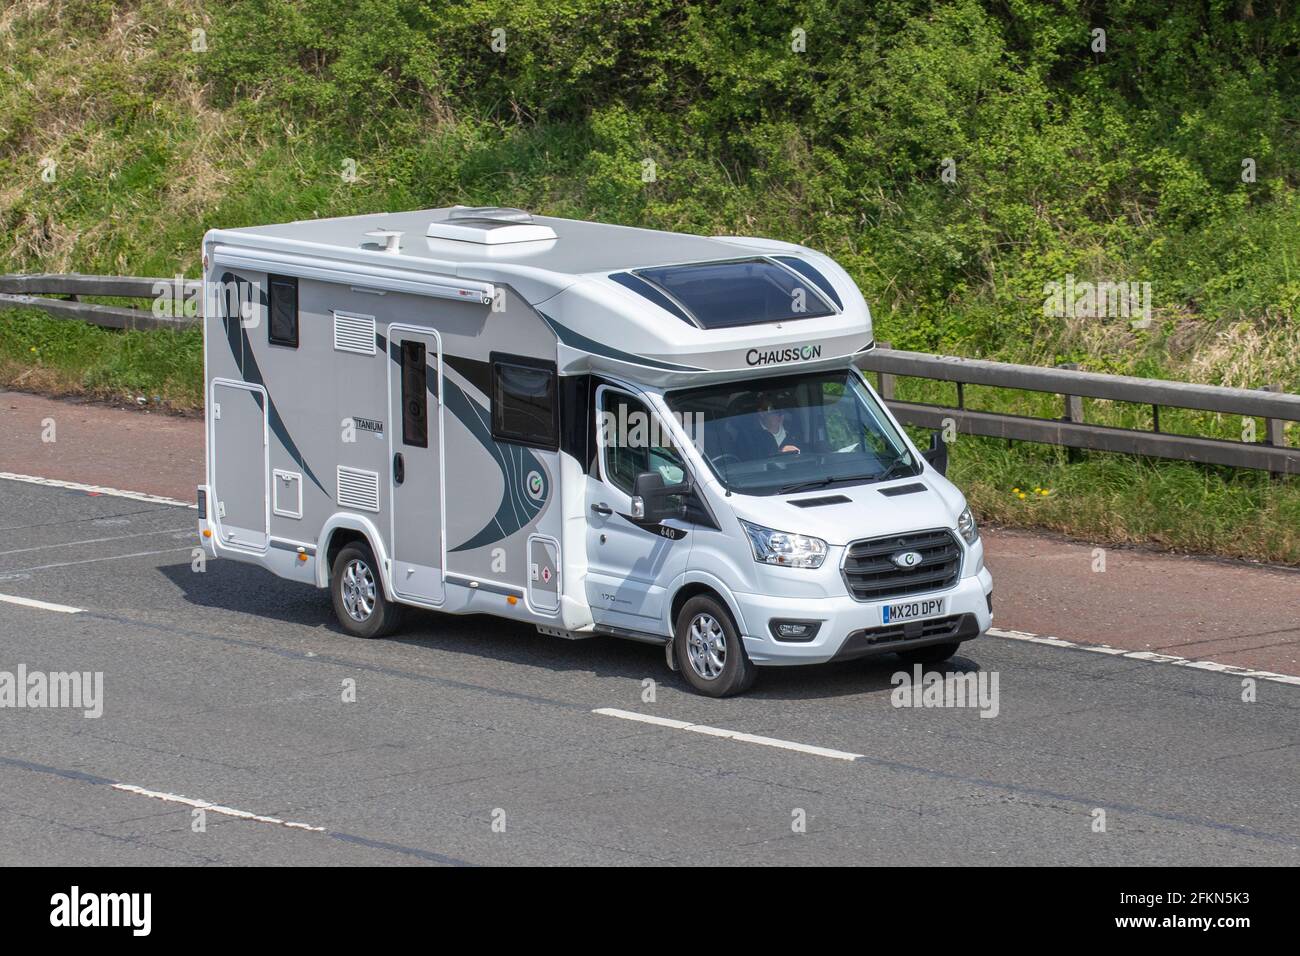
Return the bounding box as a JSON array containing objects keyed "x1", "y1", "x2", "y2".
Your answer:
[{"x1": 841, "y1": 528, "x2": 962, "y2": 602}]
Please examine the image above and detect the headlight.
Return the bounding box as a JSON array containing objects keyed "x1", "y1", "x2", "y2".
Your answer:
[
  {"x1": 958, "y1": 506, "x2": 979, "y2": 545},
  {"x1": 739, "y1": 520, "x2": 828, "y2": 568}
]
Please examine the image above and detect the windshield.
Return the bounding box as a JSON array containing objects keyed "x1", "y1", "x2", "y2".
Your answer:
[{"x1": 665, "y1": 369, "x2": 918, "y2": 496}]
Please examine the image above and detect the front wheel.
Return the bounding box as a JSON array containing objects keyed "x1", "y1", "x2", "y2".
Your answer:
[
  {"x1": 673, "y1": 596, "x2": 757, "y2": 697},
  {"x1": 330, "y1": 542, "x2": 404, "y2": 639}
]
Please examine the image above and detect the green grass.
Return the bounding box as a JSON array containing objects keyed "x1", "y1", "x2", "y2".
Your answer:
[{"x1": 0, "y1": 309, "x2": 202, "y2": 409}]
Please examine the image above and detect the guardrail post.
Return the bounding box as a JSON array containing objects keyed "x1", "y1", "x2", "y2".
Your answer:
[
  {"x1": 1057, "y1": 362, "x2": 1084, "y2": 462},
  {"x1": 875, "y1": 340, "x2": 895, "y2": 401},
  {"x1": 1260, "y1": 384, "x2": 1287, "y2": 481}
]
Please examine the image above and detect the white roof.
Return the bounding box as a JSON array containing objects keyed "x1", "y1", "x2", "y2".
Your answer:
[{"x1": 205, "y1": 207, "x2": 873, "y2": 381}]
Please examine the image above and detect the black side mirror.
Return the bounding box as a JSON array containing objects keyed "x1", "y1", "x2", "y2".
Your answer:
[
  {"x1": 921, "y1": 432, "x2": 949, "y2": 476},
  {"x1": 631, "y1": 471, "x2": 688, "y2": 523}
]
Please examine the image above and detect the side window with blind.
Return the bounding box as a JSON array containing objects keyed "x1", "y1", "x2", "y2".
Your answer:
[
  {"x1": 267, "y1": 274, "x2": 299, "y2": 348},
  {"x1": 400, "y1": 340, "x2": 428, "y2": 448},
  {"x1": 490, "y1": 353, "x2": 558, "y2": 450}
]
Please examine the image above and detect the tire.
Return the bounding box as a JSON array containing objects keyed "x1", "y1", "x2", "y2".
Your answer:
[
  {"x1": 330, "y1": 541, "x2": 404, "y2": 639},
  {"x1": 673, "y1": 595, "x2": 757, "y2": 697},
  {"x1": 895, "y1": 641, "x2": 960, "y2": 666}
]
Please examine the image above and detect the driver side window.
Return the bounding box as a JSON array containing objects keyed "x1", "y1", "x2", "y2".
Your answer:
[{"x1": 599, "y1": 389, "x2": 686, "y2": 495}]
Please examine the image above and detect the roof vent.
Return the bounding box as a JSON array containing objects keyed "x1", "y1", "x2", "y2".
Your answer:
[
  {"x1": 427, "y1": 206, "x2": 557, "y2": 245},
  {"x1": 363, "y1": 228, "x2": 403, "y2": 253}
]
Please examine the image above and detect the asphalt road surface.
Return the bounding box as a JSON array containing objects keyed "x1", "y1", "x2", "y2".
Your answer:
[{"x1": 0, "y1": 478, "x2": 1296, "y2": 865}]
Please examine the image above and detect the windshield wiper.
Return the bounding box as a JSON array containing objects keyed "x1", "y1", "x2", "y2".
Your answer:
[
  {"x1": 779, "y1": 460, "x2": 915, "y2": 494},
  {"x1": 875, "y1": 459, "x2": 916, "y2": 482},
  {"x1": 779, "y1": 474, "x2": 875, "y2": 494}
]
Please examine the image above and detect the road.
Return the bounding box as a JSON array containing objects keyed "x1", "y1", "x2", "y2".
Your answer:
[
  {"x1": 5, "y1": 387, "x2": 1299, "y2": 676},
  {"x1": 0, "y1": 476, "x2": 1296, "y2": 865}
]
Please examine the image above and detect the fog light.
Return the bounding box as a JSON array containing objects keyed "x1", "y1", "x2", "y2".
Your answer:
[{"x1": 769, "y1": 619, "x2": 821, "y2": 642}]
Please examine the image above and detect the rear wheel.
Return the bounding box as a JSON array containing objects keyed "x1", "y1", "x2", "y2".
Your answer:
[
  {"x1": 896, "y1": 641, "x2": 960, "y2": 666},
  {"x1": 330, "y1": 541, "x2": 403, "y2": 639},
  {"x1": 673, "y1": 595, "x2": 757, "y2": 697}
]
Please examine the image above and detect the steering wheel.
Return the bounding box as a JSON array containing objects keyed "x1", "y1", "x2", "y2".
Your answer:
[{"x1": 710, "y1": 453, "x2": 742, "y2": 468}]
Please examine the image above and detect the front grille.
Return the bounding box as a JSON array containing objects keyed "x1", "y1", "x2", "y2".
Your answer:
[
  {"x1": 849, "y1": 614, "x2": 965, "y2": 647},
  {"x1": 831, "y1": 612, "x2": 980, "y2": 662},
  {"x1": 841, "y1": 528, "x2": 962, "y2": 602}
]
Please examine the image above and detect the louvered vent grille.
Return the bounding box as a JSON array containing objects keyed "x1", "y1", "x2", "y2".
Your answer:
[
  {"x1": 334, "y1": 312, "x2": 376, "y2": 355},
  {"x1": 336, "y1": 466, "x2": 380, "y2": 512}
]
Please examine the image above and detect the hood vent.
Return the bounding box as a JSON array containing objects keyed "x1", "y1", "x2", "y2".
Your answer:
[
  {"x1": 426, "y1": 206, "x2": 557, "y2": 245},
  {"x1": 788, "y1": 494, "x2": 853, "y2": 508},
  {"x1": 878, "y1": 482, "x2": 926, "y2": 497}
]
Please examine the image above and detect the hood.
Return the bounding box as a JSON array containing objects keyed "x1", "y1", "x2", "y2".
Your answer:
[{"x1": 726, "y1": 470, "x2": 965, "y2": 547}]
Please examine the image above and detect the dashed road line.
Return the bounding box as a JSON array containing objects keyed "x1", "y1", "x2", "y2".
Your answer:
[
  {"x1": 593, "y1": 707, "x2": 864, "y2": 761},
  {"x1": 988, "y1": 626, "x2": 1300, "y2": 686},
  {"x1": 0, "y1": 546, "x2": 192, "y2": 576},
  {"x1": 0, "y1": 592, "x2": 83, "y2": 614},
  {"x1": 1, "y1": 754, "x2": 473, "y2": 866},
  {"x1": 111, "y1": 783, "x2": 325, "y2": 832},
  {"x1": 0, "y1": 472, "x2": 194, "y2": 509},
  {"x1": 0, "y1": 526, "x2": 195, "y2": 557}
]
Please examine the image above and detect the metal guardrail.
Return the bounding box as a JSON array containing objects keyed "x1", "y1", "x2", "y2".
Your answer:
[
  {"x1": 0, "y1": 273, "x2": 200, "y2": 331},
  {"x1": 1, "y1": 273, "x2": 1296, "y2": 474},
  {"x1": 857, "y1": 345, "x2": 1299, "y2": 476}
]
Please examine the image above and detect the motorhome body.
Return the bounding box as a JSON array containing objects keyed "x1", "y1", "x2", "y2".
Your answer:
[{"x1": 198, "y1": 207, "x2": 993, "y2": 696}]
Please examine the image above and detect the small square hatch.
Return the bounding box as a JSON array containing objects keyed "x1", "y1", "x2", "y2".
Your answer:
[{"x1": 426, "y1": 207, "x2": 557, "y2": 245}]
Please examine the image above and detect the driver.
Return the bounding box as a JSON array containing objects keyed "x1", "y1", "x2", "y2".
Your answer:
[{"x1": 755, "y1": 393, "x2": 802, "y2": 455}]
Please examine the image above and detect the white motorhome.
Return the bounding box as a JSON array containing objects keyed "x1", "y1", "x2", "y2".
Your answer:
[{"x1": 197, "y1": 207, "x2": 992, "y2": 696}]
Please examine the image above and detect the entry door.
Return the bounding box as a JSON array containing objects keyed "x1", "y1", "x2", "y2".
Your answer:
[
  {"x1": 210, "y1": 380, "x2": 268, "y2": 552},
  {"x1": 585, "y1": 385, "x2": 693, "y2": 631},
  {"x1": 388, "y1": 327, "x2": 444, "y2": 603}
]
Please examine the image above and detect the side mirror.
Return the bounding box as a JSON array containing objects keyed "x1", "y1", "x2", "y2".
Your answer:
[
  {"x1": 632, "y1": 471, "x2": 688, "y2": 524},
  {"x1": 921, "y1": 432, "x2": 949, "y2": 476}
]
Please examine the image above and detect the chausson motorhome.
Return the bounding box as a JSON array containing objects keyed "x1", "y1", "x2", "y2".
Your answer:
[{"x1": 198, "y1": 207, "x2": 993, "y2": 696}]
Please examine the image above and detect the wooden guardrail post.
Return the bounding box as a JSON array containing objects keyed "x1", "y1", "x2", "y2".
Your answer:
[
  {"x1": 1261, "y1": 384, "x2": 1287, "y2": 481},
  {"x1": 1057, "y1": 362, "x2": 1084, "y2": 462},
  {"x1": 875, "y1": 341, "x2": 895, "y2": 400}
]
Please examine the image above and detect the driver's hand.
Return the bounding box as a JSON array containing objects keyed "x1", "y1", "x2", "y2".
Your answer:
[{"x1": 781, "y1": 444, "x2": 800, "y2": 454}]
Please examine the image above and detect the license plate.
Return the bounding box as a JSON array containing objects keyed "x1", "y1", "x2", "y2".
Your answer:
[{"x1": 882, "y1": 597, "x2": 944, "y2": 624}]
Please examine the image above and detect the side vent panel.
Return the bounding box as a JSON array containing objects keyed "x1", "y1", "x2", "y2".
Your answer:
[
  {"x1": 337, "y1": 466, "x2": 381, "y2": 513},
  {"x1": 333, "y1": 311, "x2": 376, "y2": 355}
]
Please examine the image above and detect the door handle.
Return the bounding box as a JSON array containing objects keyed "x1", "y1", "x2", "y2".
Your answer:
[
  {"x1": 591, "y1": 502, "x2": 612, "y2": 516},
  {"x1": 393, "y1": 452, "x2": 405, "y2": 485}
]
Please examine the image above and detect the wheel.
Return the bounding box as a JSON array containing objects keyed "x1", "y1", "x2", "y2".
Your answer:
[
  {"x1": 673, "y1": 595, "x2": 757, "y2": 697},
  {"x1": 895, "y1": 641, "x2": 960, "y2": 666},
  {"x1": 330, "y1": 541, "x2": 404, "y2": 639}
]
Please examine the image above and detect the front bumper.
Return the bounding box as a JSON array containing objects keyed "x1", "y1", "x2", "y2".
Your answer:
[{"x1": 734, "y1": 566, "x2": 993, "y2": 665}]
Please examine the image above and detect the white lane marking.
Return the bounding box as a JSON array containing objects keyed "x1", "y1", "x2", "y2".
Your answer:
[
  {"x1": 593, "y1": 707, "x2": 864, "y2": 761},
  {"x1": 988, "y1": 627, "x2": 1300, "y2": 686},
  {"x1": 0, "y1": 472, "x2": 194, "y2": 509},
  {"x1": 0, "y1": 547, "x2": 192, "y2": 575},
  {"x1": 111, "y1": 783, "x2": 325, "y2": 832},
  {"x1": 0, "y1": 592, "x2": 83, "y2": 614},
  {"x1": 0, "y1": 526, "x2": 195, "y2": 557}
]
